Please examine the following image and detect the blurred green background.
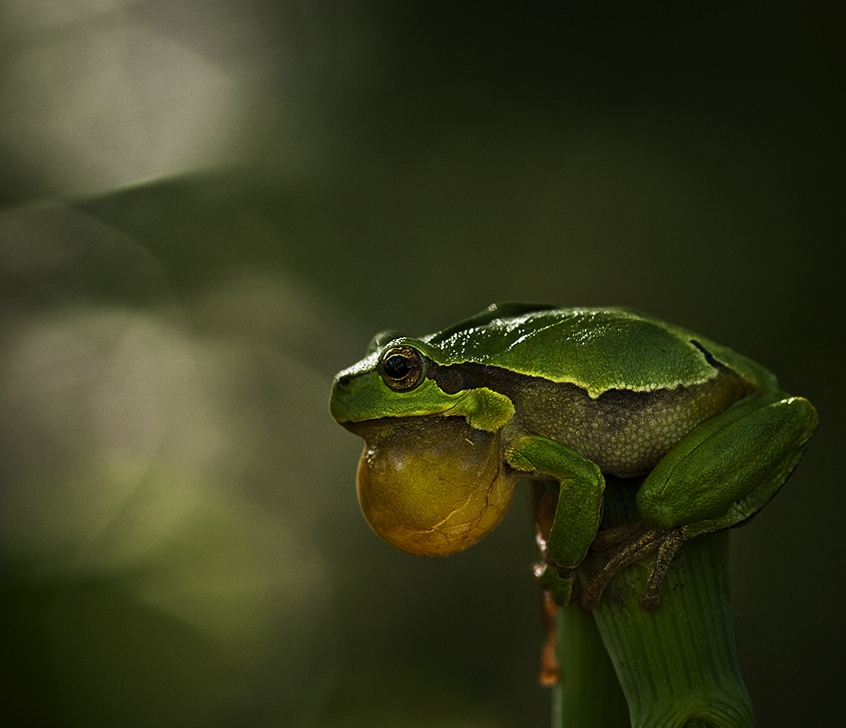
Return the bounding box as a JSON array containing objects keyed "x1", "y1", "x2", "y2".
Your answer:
[{"x1": 0, "y1": 2, "x2": 842, "y2": 726}]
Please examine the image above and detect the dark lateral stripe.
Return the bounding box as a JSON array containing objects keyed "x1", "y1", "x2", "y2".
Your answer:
[
  {"x1": 429, "y1": 359, "x2": 568, "y2": 399},
  {"x1": 427, "y1": 357, "x2": 736, "y2": 409}
]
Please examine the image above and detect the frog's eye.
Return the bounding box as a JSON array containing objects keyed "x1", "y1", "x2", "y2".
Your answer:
[{"x1": 379, "y1": 346, "x2": 425, "y2": 391}]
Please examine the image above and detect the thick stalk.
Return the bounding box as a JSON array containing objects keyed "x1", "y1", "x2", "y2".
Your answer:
[{"x1": 584, "y1": 478, "x2": 754, "y2": 728}]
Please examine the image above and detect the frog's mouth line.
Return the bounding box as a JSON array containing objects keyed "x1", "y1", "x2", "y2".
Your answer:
[{"x1": 341, "y1": 412, "x2": 462, "y2": 439}]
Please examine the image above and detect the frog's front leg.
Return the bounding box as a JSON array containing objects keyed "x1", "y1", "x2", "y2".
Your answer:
[
  {"x1": 507, "y1": 436, "x2": 606, "y2": 604},
  {"x1": 582, "y1": 392, "x2": 818, "y2": 612}
]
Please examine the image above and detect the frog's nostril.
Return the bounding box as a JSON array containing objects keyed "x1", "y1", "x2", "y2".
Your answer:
[{"x1": 339, "y1": 375, "x2": 351, "y2": 387}]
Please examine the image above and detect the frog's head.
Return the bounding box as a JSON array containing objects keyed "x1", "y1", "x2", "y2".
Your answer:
[
  {"x1": 331, "y1": 336, "x2": 452, "y2": 425},
  {"x1": 330, "y1": 334, "x2": 518, "y2": 557}
]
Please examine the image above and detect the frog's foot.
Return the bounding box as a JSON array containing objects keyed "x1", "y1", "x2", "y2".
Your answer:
[
  {"x1": 580, "y1": 527, "x2": 663, "y2": 610},
  {"x1": 580, "y1": 527, "x2": 685, "y2": 612}
]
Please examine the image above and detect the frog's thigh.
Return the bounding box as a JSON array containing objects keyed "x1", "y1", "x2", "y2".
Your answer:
[
  {"x1": 637, "y1": 396, "x2": 817, "y2": 535},
  {"x1": 507, "y1": 436, "x2": 604, "y2": 569}
]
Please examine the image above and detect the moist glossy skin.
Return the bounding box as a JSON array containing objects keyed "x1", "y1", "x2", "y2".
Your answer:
[
  {"x1": 332, "y1": 304, "x2": 767, "y2": 480},
  {"x1": 330, "y1": 303, "x2": 817, "y2": 608}
]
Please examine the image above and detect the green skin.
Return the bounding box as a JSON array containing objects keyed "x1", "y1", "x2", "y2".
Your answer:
[{"x1": 330, "y1": 303, "x2": 818, "y2": 610}]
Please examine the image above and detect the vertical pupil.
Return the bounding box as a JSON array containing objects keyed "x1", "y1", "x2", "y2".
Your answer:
[{"x1": 385, "y1": 355, "x2": 411, "y2": 378}]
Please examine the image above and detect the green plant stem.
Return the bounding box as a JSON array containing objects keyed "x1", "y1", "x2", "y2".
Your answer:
[
  {"x1": 554, "y1": 599, "x2": 629, "y2": 728},
  {"x1": 580, "y1": 478, "x2": 755, "y2": 728}
]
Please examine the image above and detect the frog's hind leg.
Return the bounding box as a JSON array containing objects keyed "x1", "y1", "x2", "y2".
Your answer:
[
  {"x1": 634, "y1": 394, "x2": 815, "y2": 611},
  {"x1": 583, "y1": 395, "x2": 817, "y2": 612},
  {"x1": 581, "y1": 527, "x2": 687, "y2": 612}
]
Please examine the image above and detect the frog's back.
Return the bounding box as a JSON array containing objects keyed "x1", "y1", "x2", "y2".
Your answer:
[{"x1": 425, "y1": 307, "x2": 767, "y2": 398}]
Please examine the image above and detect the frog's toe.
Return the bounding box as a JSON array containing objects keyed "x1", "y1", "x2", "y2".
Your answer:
[{"x1": 638, "y1": 528, "x2": 685, "y2": 612}]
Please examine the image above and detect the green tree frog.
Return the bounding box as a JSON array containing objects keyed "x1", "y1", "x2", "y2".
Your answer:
[{"x1": 330, "y1": 303, "x2": 817, "y2": 610}]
